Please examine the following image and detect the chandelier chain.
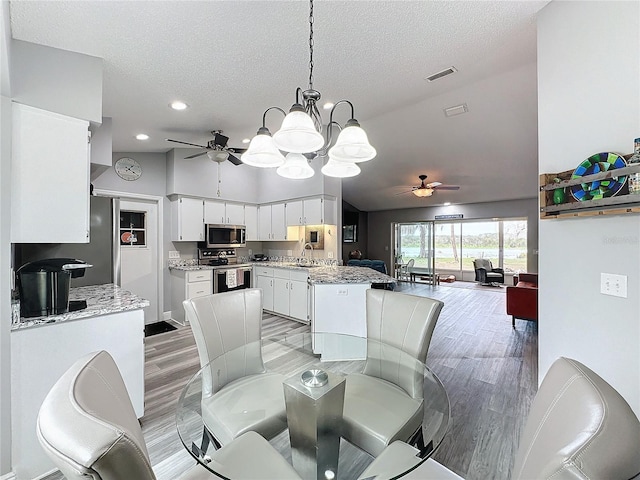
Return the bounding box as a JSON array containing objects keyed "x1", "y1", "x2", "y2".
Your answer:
[{"x1": 308, "y1": 0, "x2": 314, "y2": 90}]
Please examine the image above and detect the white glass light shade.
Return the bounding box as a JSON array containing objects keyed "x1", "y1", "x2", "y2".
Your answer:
[
  {"x1": 276, "y1": 153, "x2": 315, "y2": 179},
  {"x1": 321, "y1": 158, "x2": 361, "y2": 178},
  {"x1": 412, "y1": 188, "x2": 433, "y2": 197},
  {"x1": 328, "y1": 125, "x2": 376, "y2": 163},
  {"x1": 240, "y1": 134, "x2": 285, "y2": 168},
  {"x1": 273, "y1": 110, "x2": 325, "y2": 153}
]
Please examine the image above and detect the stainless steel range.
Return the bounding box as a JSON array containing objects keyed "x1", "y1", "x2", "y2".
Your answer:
[{"x1": 198, "y1": 248, "x2": 252, "y2": 293}]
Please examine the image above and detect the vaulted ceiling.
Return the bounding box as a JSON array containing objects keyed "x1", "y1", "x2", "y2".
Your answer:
[{"x1": 9, "y1": 0, "x2": 548, "y2": 211}]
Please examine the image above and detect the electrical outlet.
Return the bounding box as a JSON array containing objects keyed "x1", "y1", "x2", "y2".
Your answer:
[
  {"x1": 287, "y1": 250, "x2": 292, "y2": 256},
  {"x1": 328, "y1": 252, "x2": 334, "y2": 258},
  {"x1": 168, "y1": 251, "x2": 180, "y2": 259},
  {"x1": 337, "y1": 289, "x2": 348, "y2": 296},
  {"x1": 600, "y1": 273, "x2": 627, "y2": 298},
  {"x1": 248, "y1": 249, "x2": 253, "y2": 256}
]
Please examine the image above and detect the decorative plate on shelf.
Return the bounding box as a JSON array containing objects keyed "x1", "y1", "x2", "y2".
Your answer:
[{"x1": 570, "y1": 152, "x2": 627, "y2": 202}]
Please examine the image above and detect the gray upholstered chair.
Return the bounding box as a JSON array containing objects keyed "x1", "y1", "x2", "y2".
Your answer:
[
  {"x1": 36, "y1": 350, "x2": 302, "y2": 480},
  {"x1": 183, "y1": 288, "x2": 287, "y2": 446},
  {"x1": 473, "y1": 258, "x2": 504, "y2": 285},
  {"x1": 359, "y1": 356, "x2": 640, "y2": 480},
  {"x1": 342, "y1": 289, "x2": 444, "y2": 457}
]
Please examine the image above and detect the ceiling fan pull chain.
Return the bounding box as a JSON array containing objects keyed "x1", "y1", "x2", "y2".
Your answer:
[{"x1": 217, "y1": 162, "x2": 221, "y2": 197}]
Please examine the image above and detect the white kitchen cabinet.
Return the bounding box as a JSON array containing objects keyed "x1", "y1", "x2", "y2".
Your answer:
[
  {"x1": 271, "y1": 268, "x2": 309, "y2": 322},
  {"x1": 255, "y1": 266, "x2": 274, "y2": 311},
  {"x1": 11, "y1": 103, "x2": 90, "y2": 243},
  {"x1": 258, "y1": 203, "x2": 287, "y2": 241},
  {"x1": 204, "y1": 200, "x2": 245, "y2": 225},
  {"x1": 171, "y1": 197, "x2": 204, "y2": 242},
  {"x1": 284, "y1": 197, "x2": 337, "y2": 227},
  {"x1": 285, "y1": 200, "x2": 304, "y2": 226},
  {"x1": 170, "y1": 269, "x2": 212, "y2": 325},
  {"x1": 245, "y1": 204, "x2": 259, "y2": 241}
]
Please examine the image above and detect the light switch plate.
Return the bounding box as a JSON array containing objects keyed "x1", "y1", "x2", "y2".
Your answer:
[
  {"x1": 168, "y1": 250, "x2": 180, "y2": 259},
  {"x1": 600, "y1": 273, "x2": 627, "y2": 298},
  {"x1": 328, "y1": 252, "x2": 334, "y2": 258}
]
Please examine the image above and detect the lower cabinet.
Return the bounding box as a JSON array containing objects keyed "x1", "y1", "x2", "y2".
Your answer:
[
  {"x1": 170, "y1": 269, "x2": 213, "y2": 325},
  {"x1": 272, "y1": 269, "x2": 310, "y2": 322},
  {"x1": 255, "y1": 267, "x2": 275, "y2": 311}
]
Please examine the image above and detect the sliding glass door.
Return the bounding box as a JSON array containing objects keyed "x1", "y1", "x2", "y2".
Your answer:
[{"x1": 393, "y1": 222, "x2": 435, "y2": 284}]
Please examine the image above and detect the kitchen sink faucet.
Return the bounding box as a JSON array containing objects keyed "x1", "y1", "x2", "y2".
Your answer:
[{"x1": 300, "y1": 242, "x2": 314, "y2": 261}]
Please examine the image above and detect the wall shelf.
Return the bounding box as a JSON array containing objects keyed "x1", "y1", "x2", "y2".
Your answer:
[{"x1": 540, "y1": 154, "x2": 640, "y2": 219}]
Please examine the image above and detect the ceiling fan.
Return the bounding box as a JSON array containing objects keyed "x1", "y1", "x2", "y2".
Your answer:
[
  {"x1": 166, "y1": 130, "x2": 246, "y2": 165},
  {"x1": 397, "y1": 174, "x2": 460, "y2": 197}
]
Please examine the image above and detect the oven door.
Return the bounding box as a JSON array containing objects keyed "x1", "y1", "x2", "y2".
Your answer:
[{"x1": 213, "y1": 267, "x2": 252, "y2": 294}]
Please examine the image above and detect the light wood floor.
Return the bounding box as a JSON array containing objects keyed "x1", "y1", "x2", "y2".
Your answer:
[{"x1": 44, "y1": 281, "x2": 537, "y2": 480}]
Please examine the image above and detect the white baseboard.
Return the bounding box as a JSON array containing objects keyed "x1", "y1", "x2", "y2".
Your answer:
[
  {"x1": 163, "y1": 310, "x2": 172, "y2": 321},
  {"x1": 1, "y1": 472, "x2": 17, "y2": 480},
  {"x1": 33, "y1": 469, "x2": 59, "y2": 480}
]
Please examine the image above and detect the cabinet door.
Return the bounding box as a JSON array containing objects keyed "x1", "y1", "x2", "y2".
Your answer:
[
  {"x1": 286, "y1": 200, "x2": 303, "y2": 226},
  {"x1": 323, "y1": 198, "x2": 337, "y2": 225},
  {"x1": 257, "y1": 275, "x2": 274, "y2": 311},
  {"x1": 303, "y1": 198, "x2": 323, "y2": 225},
  {"x1": 273, "y1": 278, "x2": 290, "y2": 316},
  {"x1": 271, "y1": 203, "x2": 287, "y2": 240},
  {"x1": 289, "y1": 279, "x2": 308, "y2": 321},
  {"x1": 12, "y1": 103, "x2": 90, "y2": 243},
  {"x1": 204, "y1": 200, "x2": 226, "y2": 225},
  {"x1": 245, "y1": 205, "x2": 259, "y2": 241},
  {"x1": 258, "y1": 205, "x2": 272, "y2": 240},
  {"x1": 187, "y1": 281, "x2": 212, "y2": 298},
  {"x1": 173, "y1": 197, "x2": 204, "y2": 241},
  {"x1": 226, "y1": 203, "x2": 245, "y2": 225}
]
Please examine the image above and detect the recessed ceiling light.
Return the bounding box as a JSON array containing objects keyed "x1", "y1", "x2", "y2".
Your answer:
[
  {"x1": 136, "y1": 133, "x2": 149, "y2": 140},
  {"x1": 425, "y1": 66, "x2": 457, "y2": 82},
  {"x1": 242, "y1": 138, "x2": 251, "y2": 144},
  {"x1": 444, "y1": 202, "x2": 451, "y2": 206},
  {"x1": 170, "y1": 101, "x2": 188, "y2": 110},
  {"x1": 443, "y1": 103, "x2": 468, "y2": 117},
  {"x1": 323, "y1": 102, "x2": 334, "y2": 110}
]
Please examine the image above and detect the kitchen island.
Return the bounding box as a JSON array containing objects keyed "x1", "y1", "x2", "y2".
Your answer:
[
  {"x1": 11, "y1": 283, "x2": 148, "y2": 480},
  {"x1": 254, "y1": 263, "x2": 396, "y2": 360}
]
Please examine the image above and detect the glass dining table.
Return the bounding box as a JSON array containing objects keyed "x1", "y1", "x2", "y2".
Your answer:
[{"x1": 176, "y1": 332, "x2": 450, "y2": 480}]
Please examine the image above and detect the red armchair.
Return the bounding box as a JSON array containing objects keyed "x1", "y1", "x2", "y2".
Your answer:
[{"x1": 506, "y1": 273, "x2": 538, "y2": 328}]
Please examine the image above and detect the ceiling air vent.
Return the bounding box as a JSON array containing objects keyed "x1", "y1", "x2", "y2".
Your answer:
[
  {"x1": 425, "y1": 66, "x2": 458, "y2": 82},
  {"x1": 443, "y1": 103, "x2": 468, "y2": 117}
]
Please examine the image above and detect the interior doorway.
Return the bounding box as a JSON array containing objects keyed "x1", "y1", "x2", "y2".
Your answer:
[{"x1": 119, "y1": 199, "x2": 159, "y2": 325}]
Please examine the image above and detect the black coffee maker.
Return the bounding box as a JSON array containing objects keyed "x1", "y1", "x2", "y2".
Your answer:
[{"x1": 16, "y1": 258, "x2": 90, "y2": 318}]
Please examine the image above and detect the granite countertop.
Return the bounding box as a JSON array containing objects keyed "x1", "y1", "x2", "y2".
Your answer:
[
  {"x1": 170, "y1": 263, "x2": 253, "y2": 271},
  {"x1": 12, "y1": 283, "x2": 150, "y2": 331},
  {"x1": 255, "y1": 262, "x2": 396, "y2": 285}
]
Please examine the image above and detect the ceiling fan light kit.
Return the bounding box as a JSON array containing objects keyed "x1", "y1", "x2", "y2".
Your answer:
[
  {"x1": 413, "y1": 188, "x2": 434, "y2": 197},
  {"x1": 244, "y1": 0, "x2": 375, "y2": 179}
]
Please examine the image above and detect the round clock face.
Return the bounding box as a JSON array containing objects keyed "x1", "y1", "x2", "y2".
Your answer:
[{"x1": 115, "y1": 157, "x2": 142, "y2": 181}]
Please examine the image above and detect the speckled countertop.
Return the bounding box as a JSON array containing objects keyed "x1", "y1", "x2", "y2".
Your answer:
[
  {"x1": 256, "y1": 262, "x2": 396, "y2": 285},
  {"x1": 12, "y1": 283, "x2": 150, "y2": 331},
  {"x1": 169, "y1": 263, "x2": 253, "y2": 271}
]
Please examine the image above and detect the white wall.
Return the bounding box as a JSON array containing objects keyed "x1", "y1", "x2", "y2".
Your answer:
[
  {"x1": 0, "y1": 0, "x2": 12, "y2": 474},
  {"x1": 538, "y1": 1, "x2": 640, "y2": 416},
  {"x1": 11, "y1": 40, "x2": 102, "y2": 123}
]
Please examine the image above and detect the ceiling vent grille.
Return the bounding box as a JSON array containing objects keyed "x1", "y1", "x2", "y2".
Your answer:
[
  {"x1": 444, "y1": 103, "x2": 468, "y2": 117},
  {"x1": 425, "y1": 66, "x2": 458, "y2": 82}
]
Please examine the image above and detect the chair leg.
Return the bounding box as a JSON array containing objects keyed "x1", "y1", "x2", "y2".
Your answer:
[
  {"x1": 199, "y1": 425, "x2": 221, "y2": 454},
  {"x1": 512, "y1": 316, "x2": 516, "y2": 328}
]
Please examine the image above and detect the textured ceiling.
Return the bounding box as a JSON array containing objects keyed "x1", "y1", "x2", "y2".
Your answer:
[{"x1": 9, "y1": 0, "x2": 549, "y2": 211}]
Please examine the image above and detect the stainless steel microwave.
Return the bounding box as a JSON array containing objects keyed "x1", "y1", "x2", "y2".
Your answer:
[{"x1": 204, "y1": 224, "x2": 246, "y2": 248}]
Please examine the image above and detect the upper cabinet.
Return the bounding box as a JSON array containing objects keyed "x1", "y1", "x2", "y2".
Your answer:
[
  {"x1": 286, "y1": 197, "x2": 337, "y2": 226},
  {"x1": 258, "y1": 203, "x2": 287, "y2": 241},
  {"x1": 204, "y1": 200, "x2": 245, "y2": 225},
  {"x1": 171, "y1": 197, "x2": 204, "y2": 242},
  {"x1": 245, "y1": 205, "x2": 259, "y2": 241},
  {"x1": 11, "y1": 103, "x2": 90, "y2": 243}
]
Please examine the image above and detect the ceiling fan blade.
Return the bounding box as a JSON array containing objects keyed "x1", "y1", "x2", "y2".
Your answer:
[
  {"x1": 214, "y1": 132, "x2": 229, "y2": 148},
  {"x1": 394, "y1": 190, "x2": 414, "y2": 196},
  {"x1": 166, "y1": 138, "x2": 208, "y2": 148},
  {"x1": 426, "y1": 181, "x2": 442, "y2": 188},
  {"x1": 434, "y1": 185, "x2": 460, "y2": 190},
  {"x1": 184, "y1": 151, "x2": 208, "y2": 159},
  {"x1": 227, "y1": 147, "x2": 247, "y2": 154},
  {"x1": 227, "y1": 154, "x2": 243, "y2": 166}
]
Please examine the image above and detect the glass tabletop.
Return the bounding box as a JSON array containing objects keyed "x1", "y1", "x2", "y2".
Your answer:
[{"x1": 176, "y1": 332, "x2": 450, "y2": 480}]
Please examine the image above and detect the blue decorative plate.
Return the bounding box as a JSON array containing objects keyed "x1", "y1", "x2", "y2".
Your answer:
[{"x1": 570, "y1": 152, "x2": 627, "y2": 202}]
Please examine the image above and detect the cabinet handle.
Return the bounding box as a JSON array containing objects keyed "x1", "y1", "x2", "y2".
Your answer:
[
  {"x1": 227, "y1": 217, "x2": 230, "y2": 223},
  {"x1": 303, "y1": 217, "x2": 307, "y2": 224},
  {"x1": 299, "y1": 217, "x2": 302, "y2": 224}
]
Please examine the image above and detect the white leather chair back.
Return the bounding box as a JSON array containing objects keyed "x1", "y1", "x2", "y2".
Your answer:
[
  {"x1": 37, "y1": 351, "x2": 155, "y2": 480},
  {"x1": 512, "y1": 357, "x2": 640, "y2": 479},
  {"x1": 364, "y1": 289, "x2": 444, "y2": 398},
  {"x1": 184, "y1": 288, "x2": 266, "y2": 396}
]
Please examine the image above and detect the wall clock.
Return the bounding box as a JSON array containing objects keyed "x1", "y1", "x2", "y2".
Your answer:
[{"x1": 114, "y1": 157, "x2": 142, "y2": 181}]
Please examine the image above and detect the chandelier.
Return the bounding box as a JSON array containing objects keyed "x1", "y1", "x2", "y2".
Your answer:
[{"x1": 241, "y1": 0, "x2": 376, "y2": 179}]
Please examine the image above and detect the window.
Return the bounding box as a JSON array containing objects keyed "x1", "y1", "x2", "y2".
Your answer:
[
  {"x1": 119, "y1": 210, "x2": 146, "y2": 246},
  {"x1": 434, "y1": 223, "x2": 461, "y2": 271},
  {"x1": 502, "y1": 220, "x2": 527, "y2": 273}
]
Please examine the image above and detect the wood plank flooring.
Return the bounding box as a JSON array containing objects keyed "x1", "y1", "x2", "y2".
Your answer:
[{"x1": 42, "y1": 281, "x2": 537, "y2": 480}]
